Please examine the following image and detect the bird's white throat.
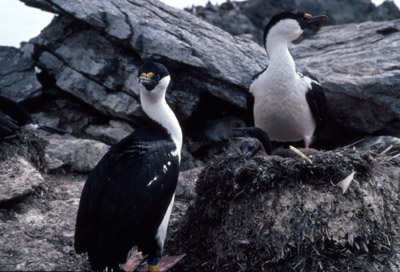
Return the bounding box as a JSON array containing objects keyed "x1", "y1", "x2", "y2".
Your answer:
[{"x1": 140, "y1": 76, "x2": 183, "y2": 158}]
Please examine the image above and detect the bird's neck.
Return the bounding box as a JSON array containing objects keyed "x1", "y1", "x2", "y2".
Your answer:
[
  {"x1": 141, "y1": 91, "x2": 183, "y2": 159},
  {"x1": 266, "y1": 38, "x2": 296, "y2": 76}
]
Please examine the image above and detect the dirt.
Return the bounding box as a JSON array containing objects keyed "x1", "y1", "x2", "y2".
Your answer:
[
  {"x1": 0, "y1": 173, "x2": 89, "y2": 271},
  {"x1": 0, "y1": 171, "x2": 191, "y2": 271}
]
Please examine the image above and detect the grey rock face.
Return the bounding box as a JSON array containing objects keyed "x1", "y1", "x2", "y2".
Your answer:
[
  {"x1": 27, "y1": 17, "x2": 143, "y2": 122},
  {"x1": 186, "y1": 0, "x2": 400, "y2": 45},
  {"x1": 22, "y1": 0, "x2": 265, "y2": 117},
  {"x1": 0, "y1": 46, "x2": 42, "y2": 102},
  {"x1": 19, "y1": 0, "x2": 400, "y2": 147},
  {"x1": 292, "y1": 20, "x2": 400, "y2": 143},
  {"x1": 0, "y1": 156, "x2": 44, "y2": 203},
  {"x1": 85, "y1": 120, "x2": 134, "y2": 145},
  {"x1": 44, "y1": 134, "x2": 109, "y2": 172}
]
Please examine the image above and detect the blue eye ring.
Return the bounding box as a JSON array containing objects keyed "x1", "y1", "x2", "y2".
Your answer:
[
  {"x1": 154, "y1": 74, "x2": 161, "y2": 81},
  {"x1": 298, "y1": 17, "x2": 304, "y2": 22}
]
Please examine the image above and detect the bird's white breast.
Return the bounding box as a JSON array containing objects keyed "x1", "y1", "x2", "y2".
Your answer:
[{"x1": 251, "y1": 66, "x2": 316, "y2": 142}]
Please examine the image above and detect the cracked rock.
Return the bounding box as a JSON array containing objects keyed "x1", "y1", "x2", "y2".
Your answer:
[{"x1": 0, "y1": 156, "x2": 44, "y2": 203}]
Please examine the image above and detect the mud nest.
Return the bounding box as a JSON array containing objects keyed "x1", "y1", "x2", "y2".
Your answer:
[{"x1": 174, "y1": 148, "x2": 400, "y2": 271}]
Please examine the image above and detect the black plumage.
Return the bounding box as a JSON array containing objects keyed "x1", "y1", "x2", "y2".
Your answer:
[
  {"x1": 75, "y1": 123, "x2": 179, "y2": 270},
  {"x1": 305, "y1": 80, "x2": 327, "y2": 127},
  {"x1": 74, "y1": 62, "x2": 182, "y2": 271}
]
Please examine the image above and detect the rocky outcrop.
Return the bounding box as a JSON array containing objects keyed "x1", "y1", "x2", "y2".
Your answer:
[
  {"x1": 43, "y1": 134, "x2": 109, "y2": 172},
  {"x1": 187, "y1": 0, "x2": 400, "y2": 45},
  {"x1": 21, "y1": 0, "x2": 265, "y2": 123},
  {"x1": 17, "y1": 0, "x2": 400, "y2": 149},
  {"x1": 0, "y1": 155, "x2": 44, "y2": 203},
  {"x1": 292, "y1": 20, "x2": 400, "y2": 145},
  {"x1": 0, "y1": 46, "x2": 42, "y2": 102}
]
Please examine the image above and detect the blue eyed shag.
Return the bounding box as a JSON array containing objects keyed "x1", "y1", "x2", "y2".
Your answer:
[
  {"x1": 74, "y1": 62, "x2": 184, "y2": 271},
  {"x1": 248, "y1": 11, "x2": 328, "y2": 148}
]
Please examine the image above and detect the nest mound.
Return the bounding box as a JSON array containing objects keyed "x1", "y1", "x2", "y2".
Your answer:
[
  {"x1": 177, "y1": 148, "x2": 400, "y2": 271},
  {"x1": 0, "y1": 130, "x2": 46, "y2": 169}
]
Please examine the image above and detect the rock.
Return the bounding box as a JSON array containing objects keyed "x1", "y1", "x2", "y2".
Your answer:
[
  {"x1": 31, "y1": 112, "x2": 60, "y2": 128},
  {"x1": 19, "y1": 0, "x2": 400, "y2": 148},
  {"x1": 0, "y1": 46, "x2": 42, "y2": 102},
  {"x1": 190, "y1": 1, "x2": 260, "y2": 43},
  {"x1": 186, "y1": 0, "x2": 400, "y2": 45},
  {"x1": 178, "y1": 149, "x2": 400, "y2": 271},
  {"x1": 44, "y1": 134, "x2": 109, "y2": 172},
  {"x1": 292, "y1": 20, "x2": 400, "y2": 145},
  {"x1": 85, "y1": 119, "x2": 134, "y2": 145},
  {"x1": 22, "y1": 0, "x2": 265, "y2": 120},
  {"x1": 0, "y1": 156, "x2": 44, "y2": 203},
  {"x1": 30, "y1": 29, "x2": 144, "y2": 121}
]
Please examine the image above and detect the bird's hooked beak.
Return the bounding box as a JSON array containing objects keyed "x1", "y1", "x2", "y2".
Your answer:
[
  {"x1": 139, "y1": 72, "x2": 157, "y2": 91},
  {"x1": 301, "y1": 14, "x2": 329, "y2": 29}
]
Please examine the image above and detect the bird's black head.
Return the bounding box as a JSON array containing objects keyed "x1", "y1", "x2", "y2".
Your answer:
[
  {"x1": 233, "y1": 126, "x2": 272, "y2": 155},
  {"x1": 138, "y1": 62, "x2": 170, "y2": 92},
  {"x1": 263, "y1": 11, "x2": 329, "y2": 50}
]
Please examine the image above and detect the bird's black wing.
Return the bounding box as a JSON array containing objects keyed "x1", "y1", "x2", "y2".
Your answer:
[
  {"x1": 74, "y1": 127, "x2": 179, "y2": 269},
  {"x1": 247, "y1": 67, "x2": 267, "y2": 126},
  {"x1": 246, "y1": 91, "x2": 255, "y2": 126},
  {"x1": 0, "y1": 96, "x2": 31, "y2": 125},
  {"x1": 0, "y1": 112, "x2": 19, "y2": 138},
  {"x1": 299, "y1": 71, "x2": 327, "y2": 127}
]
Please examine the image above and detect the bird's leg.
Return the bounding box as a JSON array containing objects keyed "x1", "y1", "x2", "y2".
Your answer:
[
  {"x1": 121, "y1": 249, "x2": 144, "y2": 272},
  {"x1": 158, "y1": 254, "x2": 186, "y2": 272},
  {"x1": 139, "y1": 254, "x2": 186, "y2": 272},
  {"x1": 147, "y1": 257, "x2": 160, "y2": 272},
  {"x1": 304, "y1": 135, "x2": 312, "y2": 149}
]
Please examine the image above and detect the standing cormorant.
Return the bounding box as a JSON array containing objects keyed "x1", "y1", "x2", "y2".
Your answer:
[
  {"x1": 248, "y1": 11, "x2": 328, "y2": 148},
  {"x1": 74, "y1": 62, "x2": 184, "y2": 271}
]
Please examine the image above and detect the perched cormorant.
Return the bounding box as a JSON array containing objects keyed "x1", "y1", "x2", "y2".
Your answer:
[
  {"x1": 248, "y1": 11, "x2": 328, "y2": 148},
  {"x1": 74, "y1": 62, "x2": 184, "y2": 271}
]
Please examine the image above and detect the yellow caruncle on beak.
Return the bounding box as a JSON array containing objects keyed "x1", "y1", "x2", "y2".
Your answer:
[
  {"x1": 140, "y1": 72, "x2": 155, "y2": 79},
  {"x1": 304, "y1": 13, "x2": 312, "y2": 19}
]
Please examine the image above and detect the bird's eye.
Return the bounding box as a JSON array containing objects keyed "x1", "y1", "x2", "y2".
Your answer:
[
  {"x1": 298, "y1": 17, "x2": 304, "y2": 22},
  {"x1": 154, "y1": 74, "x2": 161, "y2": 81}
]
